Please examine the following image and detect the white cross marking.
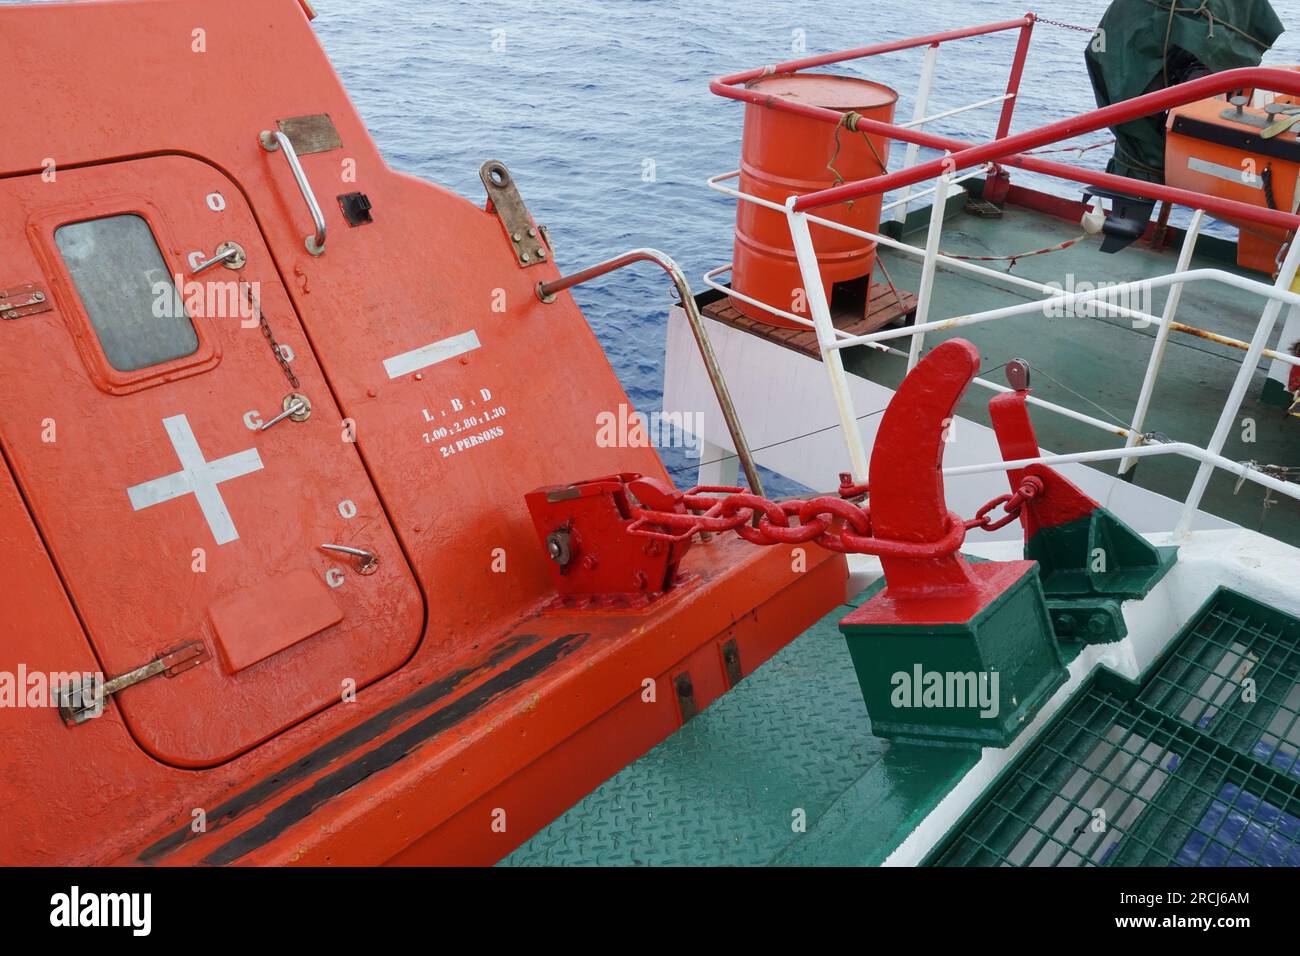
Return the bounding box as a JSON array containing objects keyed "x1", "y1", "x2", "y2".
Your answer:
[{"x1": 127, "y1": 414, "x2": 264, "y2": 545}]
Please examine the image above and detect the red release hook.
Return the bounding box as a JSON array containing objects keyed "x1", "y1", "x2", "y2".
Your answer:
[
  {"x1": 987, "y1": 388, "x2": 1100, "y2": 539},
  {"x1": 867, "y1": 338, "x2": 981, "y2": 597}
]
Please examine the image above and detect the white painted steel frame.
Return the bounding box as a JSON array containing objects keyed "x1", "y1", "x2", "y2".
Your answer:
[{"x1": 704, "y1": 172, "x2": 1300, "y2": 523}]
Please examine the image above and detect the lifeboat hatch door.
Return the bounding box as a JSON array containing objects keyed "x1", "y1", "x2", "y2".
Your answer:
[{"x1": 0, "y1": 155, "x2": 424, "y2": 768}]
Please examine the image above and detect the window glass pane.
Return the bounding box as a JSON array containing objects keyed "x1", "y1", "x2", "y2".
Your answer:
[{"x1": 55, "y1": 215, "x2": 198, "y2": 372}]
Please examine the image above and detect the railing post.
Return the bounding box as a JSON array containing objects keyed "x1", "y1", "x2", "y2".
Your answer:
[
  {"x1": 994, "y1": 15, "x2": 1035, "y2": 140},
  {"x1": 908, "y1": 166, "x2": 951, "y2": 371},
  {"x1": 1174, "y1": 235, "x2": 1300, "y2": 537},
  {"x1": 786, "y1": 200, "x2": 871, "y2": 482},
  {"x1": 1119, "y1": 209, "x2": 1204, "y2": 476},
  {"x1": 895, "y1": 42, "x2": 939, "y2": 223}
]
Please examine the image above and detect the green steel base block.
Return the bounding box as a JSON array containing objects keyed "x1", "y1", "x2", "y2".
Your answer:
[
  {"x1": 839, "y1": 561, "x2": 1068, "y2": 749},
  {"x1": 1049, "y1": 596, "x2": 1127, "y2": 644},
  {"x1": 1029, "y1": 507, "x2": 1176, "y2": 603}
]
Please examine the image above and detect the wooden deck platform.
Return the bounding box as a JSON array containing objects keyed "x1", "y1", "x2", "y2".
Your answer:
[{"x1": 702, "y1": 286, "x2": 919, "y2": 360}]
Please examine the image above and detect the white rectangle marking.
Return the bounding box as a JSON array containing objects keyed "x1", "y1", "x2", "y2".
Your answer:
[
  {"x1": 383, "y1": 329, "x2": 481, "y2": 379},
  {"x1": 1187, "y1": 157, "x2": 1262, "y2": 190}
]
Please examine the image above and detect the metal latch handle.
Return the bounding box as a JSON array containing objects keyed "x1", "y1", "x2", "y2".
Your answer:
[
  {"x1": 320, "y1": 543, "x2": 379, "y2": 574},
  {"x1": 58, "y1": 642, "x2": 210, "y2": 726},
  {"x1": 259, "y1": 129, "x2": 327, "y2": 256}
]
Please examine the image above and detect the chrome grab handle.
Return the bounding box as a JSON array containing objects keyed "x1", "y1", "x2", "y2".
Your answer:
[
  {"x1": 258, "y1": 129, "x2": 326, "y2": 256},
  {"x1": 536, "y1": 248, "x2": 763, "y2": 496}
]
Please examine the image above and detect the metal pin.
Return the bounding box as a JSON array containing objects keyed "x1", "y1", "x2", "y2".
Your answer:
[
  {"x1": 192, "y1": 246, "x2": 242, "y2": 275},
  {"x1": 260, "y1": 399, "x2": 307, "y2": 431},
  {"x1": 319, "y1": 543, "x2": 379, "y2": 574}
]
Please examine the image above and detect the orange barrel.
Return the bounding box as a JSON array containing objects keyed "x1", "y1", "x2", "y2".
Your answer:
[{"x1": 731, "y1": 73, "x2": 897, "y2": 327}]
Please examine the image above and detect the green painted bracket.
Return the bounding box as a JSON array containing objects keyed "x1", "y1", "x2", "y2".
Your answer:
[
  {"x1": 840, "y1": 562, "x2": 1067, "y2": 750},
  {"x1": 1027, "y1": 507, "x2": 1176, "y2": 644},
  {"x1": 1029, "y1": 507, "x2": 1176, "y2": 645}
]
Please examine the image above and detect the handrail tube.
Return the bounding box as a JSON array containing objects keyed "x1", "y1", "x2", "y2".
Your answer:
[
  {"x1": 995, "y1": 15, "x2": 1035, "y2": 139},
  {"x1": 710, "y1": 172, "x2": 1300, "y2": 367},
  {"x1": 536, "y1": 249, "x2": 764, "y2": 495},
  {"x1": 894, "y1": 41, "x2": 940, "y2": 221},
  {"x1": 824, "y1": 268, "x2": 1300, "y2": 350},
  {"x1": 1119, "y1": 210, "x2": 1204, "y2": 476},
  {"x1": 712, "y1": 15, "x2": 1033, "y2": 87},
  {"x1": 793, "y1": 67, "x2": 1300, "y2": 212},
  {"x1": 786, "y1": 205, "x2": 872, "y2": 481},
  {"x1": 1174, "y1": 234, "x2": 1300, "y2": 536},
  {"x1": 908, "y1": 169, "x2": 949, "y2": 370},
  {"x1": 944, "y1": 443, "x2": 1300, "y2": 505},
  {"x1": 714, "y1": 75, "x2": 1300, "y2": 232},
  {"x1": 900, "y1": 94, "x2": 1012, "y2": 130}
]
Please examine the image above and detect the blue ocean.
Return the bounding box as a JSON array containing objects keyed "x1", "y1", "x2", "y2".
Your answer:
[{"x1": 20, "y1": 0, "x2": 1298, "y2": 481}]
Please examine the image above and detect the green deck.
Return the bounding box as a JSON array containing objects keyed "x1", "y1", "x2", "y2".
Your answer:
[
  {"x1": 502, "y1": 588, "x2": 975, "y2": 867},
  {"x1": 857, "y1": 197, "x2": 1299, "y2": 545}
]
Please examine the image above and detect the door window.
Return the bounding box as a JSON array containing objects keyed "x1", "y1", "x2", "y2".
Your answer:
[{"x1": 54, "y1": 214, "x2": 198, "y2": 372}]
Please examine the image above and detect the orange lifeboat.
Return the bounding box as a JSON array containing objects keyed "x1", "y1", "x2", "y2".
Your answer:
[
  {"x1": 731, "y1": 74, "x2": 897, "y2": 327},
  {"x1": 0, "y1": 0, "x2": 847, "y2": 866}
]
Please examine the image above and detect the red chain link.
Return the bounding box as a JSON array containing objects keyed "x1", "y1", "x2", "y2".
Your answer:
[{"x1": 626, "y1": 475, "x2": 1043, "y2": 558}]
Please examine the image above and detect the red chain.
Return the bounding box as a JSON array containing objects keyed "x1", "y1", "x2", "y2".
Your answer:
[
  {"x1": 964, "y1": 475, "x2": 1043, "y2": 532},
  {"x1": 626, "y1": 475, "x2": 1043, "y2": 558}
]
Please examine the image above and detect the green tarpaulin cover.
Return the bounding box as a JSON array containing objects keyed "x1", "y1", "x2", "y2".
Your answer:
[{"x1": 1084, "y1": 0, "x2": 1285, "y2": 182}]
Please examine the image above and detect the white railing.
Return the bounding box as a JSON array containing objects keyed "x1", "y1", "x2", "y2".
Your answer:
[
  {"x1": 885, "y1": 41, "x2": 1013, "y2": 221},
  {"x1": 703, "y1": 168, "x2": 1300, "y2": 539}
]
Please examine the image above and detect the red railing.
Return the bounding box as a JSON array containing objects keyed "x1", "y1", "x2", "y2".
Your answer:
[
  {"x1": 711, "y1": 15, "x2": 1035, "y2": 143},
  {"x1": 710, "y1": 16, "x2": 1300, "y2": 233}
]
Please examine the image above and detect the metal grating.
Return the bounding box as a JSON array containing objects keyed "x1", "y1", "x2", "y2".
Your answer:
[
  {"x1": 930, "y1": 589, "x2": 1300, "y2": 867},
  {"x1": 1138, "y1": 602, "x2": 1300, "y2": 779}
]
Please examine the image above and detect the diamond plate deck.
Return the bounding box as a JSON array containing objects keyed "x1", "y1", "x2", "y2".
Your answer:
[{"x1": 503, "y1": 591, "x2": 975, "y2": 866}]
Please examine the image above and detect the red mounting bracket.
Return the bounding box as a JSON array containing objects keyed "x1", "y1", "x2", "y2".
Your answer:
[
  {"x1": 524, "y1": 473, "x2": 692, "y2": 608},
  {"x1": 987, "y1": 388, "x2": 1101, "y2": 540}
]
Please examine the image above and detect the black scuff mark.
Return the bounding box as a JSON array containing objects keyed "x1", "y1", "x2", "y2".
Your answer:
[
  {"x1": 200, "y1": 631, "x2": 588, "y2": 865},
  {"x1": 138, "y1": 631, "x2": 546, "y2": 863}
]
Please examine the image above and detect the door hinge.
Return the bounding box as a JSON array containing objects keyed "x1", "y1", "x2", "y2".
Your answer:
[
  {"x1": 59, "y1": 641, "x2": 210, "y2": 726},
  {"x1": 0, "y1": 282, "x2": 52, "y2": 320}
]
